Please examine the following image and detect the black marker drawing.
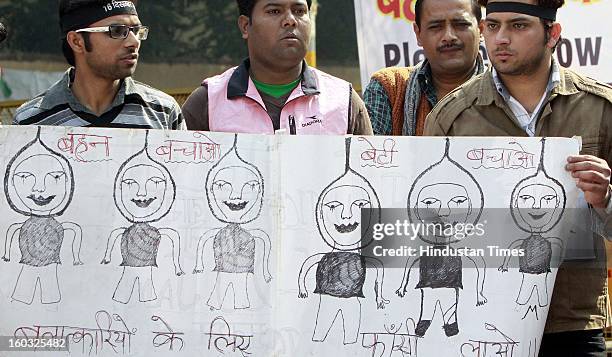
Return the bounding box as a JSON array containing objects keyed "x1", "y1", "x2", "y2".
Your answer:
[
  {"x1": 2, "y1": 127, "x2": 83, "y2": 305},
  {"x1": 525, "y1": 337, "x2": 538, "y2": 357},
  {"x1": 499, "y1": 139, "x2": 565, "y2": 318},
  {"x1": 397, "y1": 138, "x2": 486, "y2": 337},
  {"x1": 361, "y1": 318, "x2": 419, "y2": 357},
  {"x1": 298, "y1": 137, "x2": 388, "y2": 345},
  {"x1": 460, "y1": 323, "x2": 518, "y2": 357},
  {"x1": 101, "y1": 130, "x2": 184, "y2": 304},
  {"x1": 193, "y1": 134, "x2": 272, "y2": 310},
  {"x1": 151, "y1": 315, "x2": 185, "y2": 351},
  {"x1": 205, "y1": 316, "x2": 253, "y2": 356},
  {"x1": 14, "y1": 310, "x2": 136, "y2": 355}
]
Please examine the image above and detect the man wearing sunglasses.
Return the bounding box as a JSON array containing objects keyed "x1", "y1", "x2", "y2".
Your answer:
[{"x1": 13, "y1": 0, "x2": 185, "y2": 130}]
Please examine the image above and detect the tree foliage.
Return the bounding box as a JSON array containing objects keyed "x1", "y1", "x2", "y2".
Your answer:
[{"x1": 0, "y1": 0, "x2": 357, "y2": 65}]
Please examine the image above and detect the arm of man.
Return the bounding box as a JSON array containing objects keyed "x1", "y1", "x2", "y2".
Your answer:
[
  {"x1": 571, "y1": 100, "x2": 612, "y2": 238},
  {"x1": 181, "y1": 84, "x2": 210, "y2": 131},
  {"x1": 171, "y1": 103, "x2": 187, "y2": 130},
  {"x1": 348, "y1": 88, "x2": 373, "y2": 135},
  {"x1": 363, "y1": 78, "x2": 393, "y2": 135}
]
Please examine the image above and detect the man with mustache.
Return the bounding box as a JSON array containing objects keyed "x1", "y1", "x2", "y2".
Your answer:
[
  {"x1": 182, "y1": 0, "x2": 372, "y2": 135},
  {"x1": 12, "y1": 0, "x2": 185, "y2": 130},
  {"x1": 425, "y1": 0, "x2": 612, "y2": 355},
  {"x1": 364, "y1": 0, "x2": 485, "y2": 136}
]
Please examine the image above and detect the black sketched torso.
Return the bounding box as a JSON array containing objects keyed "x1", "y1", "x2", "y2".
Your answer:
[
  {"x1": 314, "y1": 251, "x2": 367, "y2": 298},
  {"x1": 19, "y1": 216, "x2": 63, "y2": 267},
  {"x1": 416, "y1": 245, "x2": 463, "y2": 289},
  {"x1": 120, "y1": 223, "x2": 162, "y2": 267},
  {"x1": 519, "y1": 234, "x2": 552, "y2": 275},
  {"x1": 213, "y1": 224, "x2": 256, "y2": 274}
]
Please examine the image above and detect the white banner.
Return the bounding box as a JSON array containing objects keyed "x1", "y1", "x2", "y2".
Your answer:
[
  {"x1": 0, "y1": 125, "x2": 585, "y2": 356},
  {"x1": 354, "y1": 0, "x2": 611, "y2": 90}
]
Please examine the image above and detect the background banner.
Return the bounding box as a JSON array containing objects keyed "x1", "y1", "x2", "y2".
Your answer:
[{"x1": 354, "y1": 0, "x2": 611, "y2": 90}]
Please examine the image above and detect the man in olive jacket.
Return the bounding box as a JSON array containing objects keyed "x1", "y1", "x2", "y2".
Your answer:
[{"x1": 425, "y1": 0, "x2": 612, "y2": 356}]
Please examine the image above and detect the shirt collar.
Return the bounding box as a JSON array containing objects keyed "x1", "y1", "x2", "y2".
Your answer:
[
  {"x1": 39, "y1": 67, "x2": 137, "y2": 112},
  {"x1": 227, "y1": 58, "x2": 319, "y2": 99},
  {"x1": 415, "y1": 59, "x2": 438, "y2": 105},
  {"x1": 491, "y1": 59, "x2": 561, "y2": 102}
]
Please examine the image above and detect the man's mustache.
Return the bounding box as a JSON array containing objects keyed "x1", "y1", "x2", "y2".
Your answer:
[{"x1": 437, "y1": 43, "x2": 464, "y2": 52}]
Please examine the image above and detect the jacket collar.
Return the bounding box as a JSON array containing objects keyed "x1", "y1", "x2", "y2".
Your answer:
[{"x1": 227, "y1": 58, "x2": 319, "y2": 99}]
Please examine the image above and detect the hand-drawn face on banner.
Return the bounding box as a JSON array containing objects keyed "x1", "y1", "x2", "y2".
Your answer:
[
  {"x1": 316, "y1": 138, "x2": 381, "y2": 251},
  {"x1": 408, "y1": 139, "x2": 483, "y2": 245},
  {"x1": 4, "y1": 129, "x2": 74, "y2": 217},
  {"x1": 114, "y1": 134, "x2": 176, "y2": 224},
  {"x1": 206, "y1": 136, "x2": 263, "y2": 224},
  {"x1": 510, "y1": 139, "x2": 566, "y2": 234},
  {"x1": 511, "y1": 173, "x2": 565, "y2": 233},
  {"x1": 415, "y1": 183, "x2": 472, "y2": 227}
]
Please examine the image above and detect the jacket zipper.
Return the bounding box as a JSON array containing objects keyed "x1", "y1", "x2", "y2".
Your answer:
[{"x1": 289, "y1": 115, "x2": 296, "y2": 135}]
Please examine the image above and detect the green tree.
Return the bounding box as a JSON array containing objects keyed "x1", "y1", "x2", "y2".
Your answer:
[
  {"x1": 0, "y1": 0, "x2": 61, "y2": 60},
  {"x1": 0, "y1": 0, "x2": 358, "y2": 66}
]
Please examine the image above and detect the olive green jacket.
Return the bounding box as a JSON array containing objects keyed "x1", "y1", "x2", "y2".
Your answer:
[{"x1": 424, "y1": 66, "x2": 612, "y2": 333}]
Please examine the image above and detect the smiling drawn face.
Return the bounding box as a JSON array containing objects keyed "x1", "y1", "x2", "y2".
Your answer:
[
  {"x1": 11, "y1": 154, "x2": 69, "y2": 215},
  {"x1": 113, "y1": 141, "x2": 176, "y2": 224},
  {"x1": 320, "y1": 185, "x2": 372, "y2": 248},
  {"x1": 210, "y1": 166, "x2": 262, "y2": 223},
  {"x1": 205, "y1": 136, "x2": 264, "y2": 225},
  {"x1": 512, "y1": 181, "x2": 562, "y2": 232},
  {"x1": 119, "y1": 164, "x2": 168, "y2": 220},
  {"x1": 5, "y1": 129, "x2": 74, "y2": 217},
  {"x1": 509, "y1": 139, "x2": 566, "y2": 233}
]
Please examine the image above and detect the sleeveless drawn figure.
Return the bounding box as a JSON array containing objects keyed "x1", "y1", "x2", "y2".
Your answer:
[
  {"x1": 298, "y1": 137, "x2": 388, "y2": 345},
  {"x1": 499, "y1": 139, "x2": 565, "y2": 316},
  {"x1": 2, "y1": 127, "x2": 83, "y2": 305},
  {"x1": 397, "y1": 138, "x2": 486, "y2": 338},
  {"x1": 101, "y1": 131, "x2": 184, "y2": 304},
  {"x1": 193, "y1": 134, "x2": 272, "y2": 310}
]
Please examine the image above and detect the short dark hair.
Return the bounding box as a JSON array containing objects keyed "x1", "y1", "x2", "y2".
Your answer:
[
  {"x1": 477, "y1": 0, "x2": 565, "y2": 51},
  {"x1": 415, "y1": 0, "x2": 482, "y2": 27},
  {"x1": 58, "y1": 0, "x2": 135, "y2": 66},
  {"x1": 61, "y1": 34, "x2": 93, "y2": 66},
  {"x1": 236, "y1": 0, "x2": 312, "y2": 18},
  {"x1": 476, "y1": 0, "x2": 564, "y2": 8}
]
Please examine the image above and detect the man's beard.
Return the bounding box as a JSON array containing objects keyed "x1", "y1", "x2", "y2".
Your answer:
[
  {"x1": 85, "y1": 52, "x2": 136, "y2": 80},
  {"x1": 493, "y1": 47, "x2": 547, "y2": 76}
]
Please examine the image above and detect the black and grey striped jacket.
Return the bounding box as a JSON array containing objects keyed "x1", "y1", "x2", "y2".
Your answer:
[{"x1": 13, "y1": 68, "x2": 185, "y2": 130}]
